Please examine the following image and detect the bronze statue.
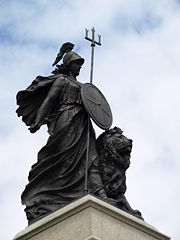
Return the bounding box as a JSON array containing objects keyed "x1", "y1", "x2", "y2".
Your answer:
[
  {"x1": 16, "y1": 35, "x2": 142, "y2": 224},
  {"x1": 16, "y1": 42, "x2": 108, "y2": 224}
]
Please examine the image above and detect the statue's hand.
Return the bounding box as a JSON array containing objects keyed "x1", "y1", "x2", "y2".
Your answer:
[{"x1": 28, "y1": 123, "x2": 40, "y2": 133}]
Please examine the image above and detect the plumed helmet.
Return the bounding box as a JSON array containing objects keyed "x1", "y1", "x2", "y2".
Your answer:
[
  {"x1": 63, "y1": 51, "x2": 84, "y2": 66},
  {"x1": 52, "y1": 42, "x2": 84, "y2": 66}
]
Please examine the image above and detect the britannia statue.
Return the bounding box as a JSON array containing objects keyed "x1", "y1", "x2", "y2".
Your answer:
[{"x1": 16, "y1": 29, "x2": 142, "y2": 224}]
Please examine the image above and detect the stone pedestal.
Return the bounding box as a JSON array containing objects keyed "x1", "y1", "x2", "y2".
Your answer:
[{"x1": 13, "y1": 194, "x2": 170, "y2": 240}]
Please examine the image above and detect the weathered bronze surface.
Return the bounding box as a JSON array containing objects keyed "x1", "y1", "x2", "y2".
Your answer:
[{"x1": 16, "y1": 41, "x2": 142, "y2": 225}]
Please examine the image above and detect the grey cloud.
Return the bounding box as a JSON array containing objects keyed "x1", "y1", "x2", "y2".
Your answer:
[{"x1": 112, "y1": 12, "x2": 162, "y2": 35}]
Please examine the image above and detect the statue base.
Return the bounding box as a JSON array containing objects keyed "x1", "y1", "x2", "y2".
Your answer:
[{"x1": 13, "y1": 194, "x2": 170, "y2": 240}]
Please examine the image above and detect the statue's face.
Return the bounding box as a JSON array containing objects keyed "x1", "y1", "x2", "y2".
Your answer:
[{"x1": 69, "y1": 61, "x2": 82, "y2": 77}]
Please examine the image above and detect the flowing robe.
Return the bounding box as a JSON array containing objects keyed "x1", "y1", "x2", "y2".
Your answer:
[{"x1": 17, "y1": 74, "x2": 103, "y2": 224}]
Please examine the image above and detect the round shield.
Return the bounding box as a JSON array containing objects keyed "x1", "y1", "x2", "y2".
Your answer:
[{"x1": 81, "y1": 83, "x2": 113, "y2": 130}]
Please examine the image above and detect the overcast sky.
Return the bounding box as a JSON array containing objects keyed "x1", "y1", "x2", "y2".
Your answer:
[{"x1": 1, "y1": 0, "x2": 180, "y2": 239}]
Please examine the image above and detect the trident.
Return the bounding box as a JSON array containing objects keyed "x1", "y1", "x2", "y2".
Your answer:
[
  {"x1": 84, "y1": 27, "x2": 101, "y2": 194},
  {"x1": 85, "y1": 27, "x2": 101, "y2": 83}
]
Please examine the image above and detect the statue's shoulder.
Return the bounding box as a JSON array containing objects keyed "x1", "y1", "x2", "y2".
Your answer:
[
  {"x1": 52, "y1": 73, "x2": 68, "y2": 79},
  {"x1": 51, "y1": 74, "x2": 69, "y2": 88}
]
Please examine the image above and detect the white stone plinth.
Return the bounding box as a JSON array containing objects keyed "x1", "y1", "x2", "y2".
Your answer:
[{"x1": 13, "y1": 194, "x2": 170, "y2": 240}]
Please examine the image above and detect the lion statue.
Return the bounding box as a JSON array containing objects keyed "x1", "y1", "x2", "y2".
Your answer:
[{"x1": 96, "y1": 126, "x2": 143, "y2": 219}]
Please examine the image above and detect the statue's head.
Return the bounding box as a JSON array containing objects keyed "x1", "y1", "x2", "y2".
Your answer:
[
  {"x1": 63, "y1": 51, "x2": 84, "y2": 77},
  {"x1": 52, "y1": 42, "x2": 84, "y2": 76}
]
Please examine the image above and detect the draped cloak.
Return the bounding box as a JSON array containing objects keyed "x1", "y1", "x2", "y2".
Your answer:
[{"x1": 16, "y1": 74, "x2": 104, "y2": 224}]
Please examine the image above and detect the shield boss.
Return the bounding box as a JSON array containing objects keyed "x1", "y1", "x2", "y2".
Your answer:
[{"x1": 81, "y1": 83, "x2": 113, "y2": 130}]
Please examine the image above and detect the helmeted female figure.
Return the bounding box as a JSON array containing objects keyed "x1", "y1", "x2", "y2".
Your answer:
[{"x1": 16, "y1": 43, "x2": 106, "y2": 224}]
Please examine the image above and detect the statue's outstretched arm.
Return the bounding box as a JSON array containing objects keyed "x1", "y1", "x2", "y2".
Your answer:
[{"x1": 29, "y1": 77, "x2": 64, "y2": 133}]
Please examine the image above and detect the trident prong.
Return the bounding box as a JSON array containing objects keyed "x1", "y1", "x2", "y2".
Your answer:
[
  {"x1": 98, "y1": 34, "x2": 101, "y2": 45},
  {"x1": 85, "y1": 28, "x2": 89, "y2": 38}
]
